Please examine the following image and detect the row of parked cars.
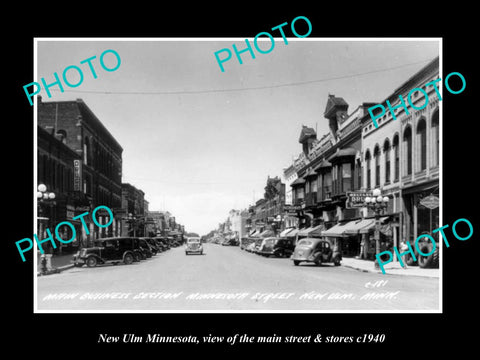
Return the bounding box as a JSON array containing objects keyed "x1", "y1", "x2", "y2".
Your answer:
[
  {"x1": 72, "y1": 236, "x2": 183, "y2": 267},
  {"x1": 241, "y1": 236, "x2": 342, "y2": 266}
]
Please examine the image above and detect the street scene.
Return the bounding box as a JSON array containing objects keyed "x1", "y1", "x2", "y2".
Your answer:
[
  {"x1": 35, "y1": 39, "x2": 440, "y2": 312},
  {"x1": 37, "y1": 241, "x2": 439, "y2": 311}
]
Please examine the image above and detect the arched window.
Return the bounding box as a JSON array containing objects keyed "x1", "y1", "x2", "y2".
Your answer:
[
  {"x1": 417, "y1": 118, "x2": 427, "y2": 171},
  {"x1": 393, "y1": 134, "x2": 399, "y2": 181},
  {"x1": 374, "y1": 145, "x2": 380, "y2": 187},
  {"x1": 365, "y1": 150, "x2": 371, "y2": 189},
  {"x1": 56, "y1": 129, "x2": 67, "y2": 144},
  {"x1": 383, "y1": 139, "x2": 391, "y2": 184},
  {"x1": 432, "y1": 109, "x2": 439, "y2": 166},
  {"x1": 403, "y1": 126, "x2": 413, "y2": 175}
]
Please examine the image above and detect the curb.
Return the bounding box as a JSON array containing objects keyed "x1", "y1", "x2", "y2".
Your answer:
[
  {"x1": 37, "y1": 264, "x2": 75, "y2": 276},
  {"x1": 343, "y1": 263, "x2": 439, "y2": 278}
]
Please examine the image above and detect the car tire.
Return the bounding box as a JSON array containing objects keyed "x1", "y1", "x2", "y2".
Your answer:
[
  {"x1": 124, "y1": 253, "x2": 134, "y2": 265},
  {"x1": 333, "y1": 256, "x2": 341, "y2": 266},
  {"x1": 86, "y1": 256, "x2": 97, "y2": 268},
  {"x1": 293, "y1": 260, "x2": 300, "y2": 266}
]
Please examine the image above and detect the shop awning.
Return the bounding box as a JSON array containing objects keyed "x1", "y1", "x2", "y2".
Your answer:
[
  {"x1": 259, "y1": 229, "x2": 275, "y2": 238},
  {"x1": 298, "y1": 224, "x2": 325, "y2": 237},
  {"x1": 322, "y1": 222, "x2": 352, "y2": 238},
  {"x1": 249, "y1": 230, "x2": 259, "y2": 237},
  {"x1": 284, "y1": 228, "x2": 299, "y2": 238},
  {"x1": 323, "y1": 217, "x2": 389, "y2": 237},
  {"x1": 290, "y1": 177, "x2": 306, "y2": 186},
  {"x1": 279, "y1": 227, "x2": 295, "y2": 237}
]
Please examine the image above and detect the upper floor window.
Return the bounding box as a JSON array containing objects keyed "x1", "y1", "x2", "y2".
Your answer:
[
  {"x1": 393, "y1": 134, "x2": 400, "y2": 182},
  {"x1": 384, "y1": 139, "x2": 391, "y2": 184},
  {"x1": 417, "y1": 118, "x2": 427, "y2": 171},
  {"x1": 403, "y1": 126, "x2": 413, "y2": 175},
  {"x1": 431, "y1": 109, "x2": 439, "y2": 166},
  {"x1": 374, "y1": 145, "x2": 380, "y2": 187}
]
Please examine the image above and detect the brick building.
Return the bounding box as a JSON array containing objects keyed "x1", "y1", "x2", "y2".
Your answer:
[{"x1": 38, "y1": 97, "x2": 123, "y2": 245}]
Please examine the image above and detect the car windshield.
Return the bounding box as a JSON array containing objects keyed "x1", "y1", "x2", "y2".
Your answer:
[
  {"x1": 187, "y1": 238, "x2": 200, "y2": 243},
  {"x1": 298, "y1": 239, "x2": 313, "y2": 246}
]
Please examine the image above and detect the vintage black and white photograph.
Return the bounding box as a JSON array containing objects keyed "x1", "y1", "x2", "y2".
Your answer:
[{"x1": 33, "y1": 38, "x2": 442, "y2": 312}]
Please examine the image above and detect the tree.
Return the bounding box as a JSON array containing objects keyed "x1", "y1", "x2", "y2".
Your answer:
[{"x1": 264, "y1": 176, "x2": 280, "y2": 200}]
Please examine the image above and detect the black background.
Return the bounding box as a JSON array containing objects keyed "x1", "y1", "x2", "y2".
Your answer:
[{"x1": 6, "y1": 4, "x2": 476, "y2": 355}]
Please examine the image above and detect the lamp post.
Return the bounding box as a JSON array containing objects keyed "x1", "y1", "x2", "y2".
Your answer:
[
  {"x1": 364, "y1": 188, "x2": 389, "y2": 269},
  {"x1": 37, "y1": 184, "x2": 56, "y2": 274}
]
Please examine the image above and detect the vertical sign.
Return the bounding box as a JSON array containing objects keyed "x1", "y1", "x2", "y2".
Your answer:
[{"x1": 73, "y1": 160, "x2": 82, "y2": 191}]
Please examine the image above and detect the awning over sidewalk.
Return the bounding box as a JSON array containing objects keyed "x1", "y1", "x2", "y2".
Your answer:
[
  {"x1": 249, "y1": 230, "x2": 259, "y2": 237},
  {"x1": 279, "y1": 227, "x2": 295, "y2": 237},
  {"x1": 259, "y1": 229, "x2": 275, "y2": 238},
  {"x1": 298, "y1": 224, "x2": 325, "y2": 237},
  {"x1": 322, "y1": 217, "x2": 389, "y2": 237},
  {"x1": 284, "y1": 228, "x2": 299, "y2": 238}
]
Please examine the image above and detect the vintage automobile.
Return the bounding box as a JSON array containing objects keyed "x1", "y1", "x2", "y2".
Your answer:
[
  {"x1": 256, "y1": 237, "x2": 278, "y2": 257},
  {"x1": 144, "y1": 237, "x2": 160, "y2": 255},
  {"x1": 138, "y1": 238, "x2": 153, "y2": 258},
  {"x1": 185, "y1": 237, "x2": 203, "y2": 255},
  {"x1": 153, "y1": 237, "x2": 170, "y2": 251},
  {"x1": 272, "y1": 237, "x2": 296, "y2": 258},
  {"x1": 291, "y1": 237, "x2": 341, "y2": 266},
  {"x1": 73, "y1": 237, "x2": 137, "y2": 267}
]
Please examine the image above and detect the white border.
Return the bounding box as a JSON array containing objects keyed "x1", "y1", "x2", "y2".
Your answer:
[{"x1": 33, "y1": 37, "x2": 442, "y2": 314}]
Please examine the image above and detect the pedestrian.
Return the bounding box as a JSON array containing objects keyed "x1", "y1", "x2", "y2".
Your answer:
[{"x1": 400, "y1": 240, "x2": 409, "y2": 269}]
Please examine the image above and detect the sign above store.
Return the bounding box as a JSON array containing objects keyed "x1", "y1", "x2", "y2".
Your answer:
[
  {"x1": 419, "y1": 195, "x2": 439, "y2": 209},
  {"x1": 346, "y1": 191, "x2": 373, "y2": 209}
]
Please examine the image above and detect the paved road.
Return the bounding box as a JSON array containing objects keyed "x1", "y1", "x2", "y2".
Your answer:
[{"x1": 36, "y1": 243, "x2": 439, "y2": 311}]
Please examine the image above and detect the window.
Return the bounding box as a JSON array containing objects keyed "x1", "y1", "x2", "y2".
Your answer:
[
  {"x1": 56, "y1": 129, "x2": 67, "y2": 144},
  {"x1": 342, "y1": 162, "x2": 352, "y2": 193},
  {"x1": 393, "y1": 135, "x2": 399, "y2": 181},
  {"x1": 403, "y1": 127, "x2": 413, "y2": 175},
  {"x1": 417, "y1": 119, "x2": 427, "y2": 171},
  {"x1": 374, "y1": 145, "x2": 380, "y2": 187},
  {"x1": 384, "y1": 139, "x2": 391, "y2": 184},
  {"x1": 365, "y1": 150, "x2": 371, "y2": 189},
  {"x1": 355, "y1": 159, "x2": 362, "y2": 190},
  {"x1": 432, "y1": 110, "x2": 439, "y2": 166}
]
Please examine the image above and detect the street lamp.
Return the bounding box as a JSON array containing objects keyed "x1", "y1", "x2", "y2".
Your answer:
[
  {"x1": 364, "y1": 188, "x2": 389, "y2": 269},
  {"x1": 37, "y1": 184, "x2": 56, "y2": 274}
]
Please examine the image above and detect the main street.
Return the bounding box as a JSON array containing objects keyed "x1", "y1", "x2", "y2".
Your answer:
[{"x1": 36, "y1": 243, "x2": 439, "y2": 311}]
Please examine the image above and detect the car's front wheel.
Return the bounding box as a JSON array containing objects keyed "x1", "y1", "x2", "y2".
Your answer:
[
  {"x1": 124, "y1": 253, "x2": 134, "y2": 265},
  {"x1": 86, "y1": 256, "x2": 97, "y2": 268}
]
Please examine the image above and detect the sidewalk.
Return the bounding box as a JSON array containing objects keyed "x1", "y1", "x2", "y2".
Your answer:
[
  {"x1": 341, "y1": 257, "x2": 439, "y2": 278},
  {"x1": 37, "y1": 252, "x2": 75, "y2": 276}
]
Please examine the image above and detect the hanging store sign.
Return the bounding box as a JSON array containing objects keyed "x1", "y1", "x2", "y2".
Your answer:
[
  {"x1": 346, "y1": 191, "x2": 373, "y2": 209},
  {"x1": 419, "y1": 195, "x2": 439, "y2": 209},
  {"x1": 73, "y1": 160, "x2": 82, "y2": 191}
]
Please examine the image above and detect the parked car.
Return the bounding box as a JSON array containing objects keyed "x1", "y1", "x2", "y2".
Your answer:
[
  {"x1": 256, "y1": 237, "x2": 278, "y2": 257},
  {"x1": 138, "y1": 238, "x2": 153, "y2": 258},
  {"x1": 144, "y1": 237, "x2": 160, "y2": 255},
  {"x1": 185, "y1": 237, "x2": 203, "y2": 255},
  {"x1": 154, "y1": 237, "x2": 170, "y2": 251},
  {"x1": 245, "y1": 242, "x2": 257, "y2": 253},
  {"x1": 252, "y1": 238, "x2": 264, "y2": 254},
  {"x1": 73, "y1": 237, "x2": 136, "y2": 267},
  {"x1": 291, "y1": 238, "x2": 341, "y2": 266},
  {"x1": 272, "y1": 237, "x2": 296, "y2": 258}
]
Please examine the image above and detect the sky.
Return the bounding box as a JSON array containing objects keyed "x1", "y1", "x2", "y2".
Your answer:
[{"x1": 36, "y1": 38, "x2": 439, "y2": 235}]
